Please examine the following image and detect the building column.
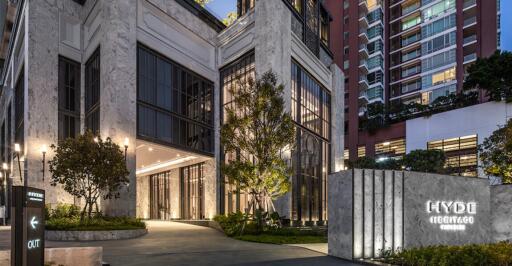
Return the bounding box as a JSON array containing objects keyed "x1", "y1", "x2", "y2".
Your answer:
[{"x1": 99, "y1": 0, "x2": 137, "y2": 217}]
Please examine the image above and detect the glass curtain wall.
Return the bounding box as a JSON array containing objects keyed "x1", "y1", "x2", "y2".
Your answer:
[
  {"x1": 220, "y1": 51, "x2": 255, "y2": 215},
  {"x1": 137, "y1": 45, "x2": 214, "y2": 155},
  {"x1": 291, "y1": 61, "x2": 330, "y2": 223},
  {"x1": 181, "y1": 163, "x2": 205, "y2": 220}
]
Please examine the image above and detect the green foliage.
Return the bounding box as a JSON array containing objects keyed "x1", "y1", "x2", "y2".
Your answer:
[
  {"x1": 48, "y1": 131, "x2": 130, "y2": 220},
  {"x1": 464, "y1": 50, "x2": 512, "y2": 102},
  {"x1": 402, "y1": 149, "x2": 446, "y2": 173},
  {"x1": 382, "y1": 242, "x2": 512, "y2": 266},
  {"x1": 221, "y1": 71, "x2": 295, "y2": 213},
  {"x1": 222, "y1": 11, "x2": 237, "y2": 26},
  {"x1": 194, "y1": 0, "x2": 211, "y2": 7},
  {"x1": 348, "y1": 157, "x2": 377, "y2": 169},
  {"x1": 45, "y1": 204, "x2": 80, "y2": 219},
  {"x1": 214, "y1": 212, "x2": 250, "y2": 236},
  {"x1": 479, "y1": 119, "x2": 512, "y2": 183},
  {"x1": 46, "y1": 216, "x2": 145, "y2": 231},
  {"x1": 348, "y1": 150, "x2": 446, "y2": 174}
]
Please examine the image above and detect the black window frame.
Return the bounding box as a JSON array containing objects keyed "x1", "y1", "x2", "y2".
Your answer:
[
  {"x1": 14, "y1": 69, "x2": 24, "y2": 152},
  {"x1": 136, "y1": 44, "x2": 214, "y2": 156},
  {"x1": 58, "y1": 56, "x2": 81, "y2": 140},
  {"x1": 85, "y1": 47, "x2": 101, "y2": 134}
]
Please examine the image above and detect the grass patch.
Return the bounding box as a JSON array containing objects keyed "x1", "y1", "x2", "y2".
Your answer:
[
  {"x1": 45, "y1": 216, "x2": 146, "y2": 231},
  {"x1": 234, "y1": 234, "x2": 326, "y2": 244}
]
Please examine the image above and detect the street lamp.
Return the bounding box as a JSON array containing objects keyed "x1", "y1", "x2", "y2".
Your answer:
[
  {"x1": 14, "y1": 143, "x2": 22, "y2": 184},
  {"x1": 40, "y1": 145, "x2": 47, "y2": 182},
  {"x1": 123, "y1": 137, "x2": 129, "y2": 163}
]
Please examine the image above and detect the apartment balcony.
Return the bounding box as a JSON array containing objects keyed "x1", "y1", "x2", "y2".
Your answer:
[
  {"x1": 359, "y1": 0, "x2": 368, "y2": 13},
  {"x1": 402, "y1": 1, "x2": 420, "y2": 17},
  {"x1": 359, "y1": 76, "x2": 369, "y2": 90},
  {"x1": 359, "y1": 44, "x2": 369, "y2": 59},
  {"x1": 463, "y1": 16, "x2": 477, "y2": 28},
  {"x1": 463, "y1": 34, "x2": 477, "y2": 46},
  {"x1": 359, "y1": 106, "x2": 368, "y2": 116},
  {"x1": 359, "y1": 15, "x2": 369, "y2": 29},
  {"x1": 359, "y1": 91, "x2": 369, "y2": 103},
  {"x1": 463, "y1": 0, "x2": 476, "y2": 11},
  {"x1": 359, "y1": 30, "x2": 369, "y2": 44},
  {"x1": 463, "y1": 53, "x2": 477, "y2": 64},
  {"x1": 359, "y1": 60, "x2": 369, "y2": 74}
]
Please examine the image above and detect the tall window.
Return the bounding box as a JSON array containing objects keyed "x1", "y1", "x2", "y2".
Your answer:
[
  {"x1": 6, "y1": 103, "x2": 11, "y2": 164},
  {"x1": 291, "y1": 61, "x2": 331, "y2": 223},
  {"x1": 137, "y1": 45, "x2": 214, "y2": 154},
  {"x1": 58, "y1": 57, "x2": 81, "y2": 140},
  {"x1": 14, "y1": 71, "x2": 24, "y2": 151},
  {"x1": 85, "y1": 48, "x2": 100, "y2": 133},
  {"x1": 220, "y1": 51, "x2": 255, "y2": 215},
  {"x1": 181, "y1": 163, "x2": 205, "y2": 220}
]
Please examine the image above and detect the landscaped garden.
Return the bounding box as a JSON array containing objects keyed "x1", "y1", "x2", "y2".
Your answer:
[
  {"x1": 45, "y1": 204, "x2": 145, "y2": 231},
  {"x1": 214, "y1": 212, "x2": 326, "y2": 245},
  {"x1": 381, "y1": 242, "x2": 512, "y2": 266}
]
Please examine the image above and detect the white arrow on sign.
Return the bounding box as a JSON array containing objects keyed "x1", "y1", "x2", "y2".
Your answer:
[{"x1": 30, "y1": 216, "x2": 39, "y2": 229}]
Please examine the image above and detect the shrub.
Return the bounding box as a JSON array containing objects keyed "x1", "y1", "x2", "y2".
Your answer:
[
  {"x1": 402, "y1": 149, "x2": 446, "y2": 173},
  {"x1": 46, "y1": 216, "x2": 146, "y2": 231},
  {"x1": 214, "y1": 212, "x2": 248, "y2": 236},
  {"x1": 382, "y1": 242, "x2": 512, "y2": 266}
]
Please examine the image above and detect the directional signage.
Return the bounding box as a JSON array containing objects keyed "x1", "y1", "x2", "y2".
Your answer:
[{"x1": 11, "y1": 186, "x2": 45, "y2": 266}]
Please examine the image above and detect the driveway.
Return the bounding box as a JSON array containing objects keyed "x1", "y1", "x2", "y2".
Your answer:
[{"x1": 1, "y1": 221, "x2": 360, "y2": 266}]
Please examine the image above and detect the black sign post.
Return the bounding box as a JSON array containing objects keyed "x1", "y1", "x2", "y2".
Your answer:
[{"x1": 11, "y1": 186, "x2": 45, "y2": 266}]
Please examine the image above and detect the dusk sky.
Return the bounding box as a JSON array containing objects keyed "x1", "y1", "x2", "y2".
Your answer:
[{"x1": 204, "y1": 0, "x2": 512, "y2": 52}]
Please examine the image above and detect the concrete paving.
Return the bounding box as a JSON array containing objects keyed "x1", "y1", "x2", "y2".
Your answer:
[{"x1": 0, "y1": 221, "x2": 360, "y2": 266}]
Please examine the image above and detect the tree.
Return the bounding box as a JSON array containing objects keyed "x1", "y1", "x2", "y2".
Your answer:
[
  {"x1": 479, "y1": 119, "x2": 512, "y2": 183},
  {"x1": 48, "y1": 131, "x2": 129, "y2": 221},
  {"x1": 464, "y1": 50, "x2": 512, "y2": 102},
  {"x1": 221, "y1": 71, "x2": 295, "y2": 216},
  {"x1": 223, "y1": 11, "x2": 238, "y2": 26},
  {"x1": 194, "y1": 0, "x2": 211, "y2": 7},
  {"x1": 348, "y1": 157, "x2": 377, "y2": 169},
  {"x1": 402, "y1": 149, "x2": 446, "y2": 173}
]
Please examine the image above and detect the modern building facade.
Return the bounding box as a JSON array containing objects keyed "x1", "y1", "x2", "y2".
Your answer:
[
  {"x1": 0, "y1": 0, "x2": 344, "y2": 224},
  {"x1": 327, "y1": 0, "x2": 501, "y2": 176}
]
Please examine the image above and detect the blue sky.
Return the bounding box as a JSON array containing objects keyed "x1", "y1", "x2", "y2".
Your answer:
[
  {"x1": 501, "y1": 0, "x2": 512, "y2": 51},
  {"x1": 205, "y1": 0, "x2": 511, "y2": 51}
]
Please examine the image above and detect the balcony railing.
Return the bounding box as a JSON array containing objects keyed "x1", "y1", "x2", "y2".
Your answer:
[
  {"x1": 463, "y1": 35, "x2": 477, "y2": 45},
  {"x1": 463, "y1": 0, "x2": 476, "y2": 9},
  {"x1": 464, "y1": 16, "x2": 477, "y2": 27},
  {"x1": 402, "y1": 2, "x2": 420, "y2": 16},
  {"x1": 402, "y1": 33, "x2": 420, "y2": 47},
  {"x1": 464, "y1": 53, "x2": 477, "y2": 63}
]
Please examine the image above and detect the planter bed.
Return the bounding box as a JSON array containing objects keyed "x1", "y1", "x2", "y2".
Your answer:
[{"x1": 46, "y1": 228, "x2": 148, "y2": 241}]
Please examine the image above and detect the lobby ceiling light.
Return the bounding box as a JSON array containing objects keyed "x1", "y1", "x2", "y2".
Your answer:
[
  {"x1": 148, "y1": 147, "x2": 153, "y2": 152},
  {"x1": 136, "y1": 156, "x2": 197, "y2": 175}
]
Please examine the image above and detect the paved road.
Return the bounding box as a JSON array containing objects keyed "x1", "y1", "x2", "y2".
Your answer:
[{"x1": 1, "y1": 221, "x2": 360, "y2": 266}]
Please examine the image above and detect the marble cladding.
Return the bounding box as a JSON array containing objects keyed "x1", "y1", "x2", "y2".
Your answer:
[
  {"x1": 329, "y1": 169, "x2": 511, "y2": 260},
  {"x1": 491, "y1": 184, "x2": 512, "y2": 242}
]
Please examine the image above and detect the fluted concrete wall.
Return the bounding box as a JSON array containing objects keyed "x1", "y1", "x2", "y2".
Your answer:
[{"x1": 329, "y1": 169, "x2": 510, "y2": 260}]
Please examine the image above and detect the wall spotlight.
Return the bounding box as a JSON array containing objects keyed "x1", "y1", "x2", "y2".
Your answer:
[{"x1": 41, "y1": 144, "x2": 47, "y2": 181}]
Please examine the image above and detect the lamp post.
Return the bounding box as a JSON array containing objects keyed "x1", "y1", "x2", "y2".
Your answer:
[
  {"x1": 14, "y1": 143, "x2": 23, "y2": 185},
  {"x1": 41, "y1": 145, "x2": 47, "y2": 182},
  {"x1": 124, "y1": 137, "x2": 129, "y2": 163}
]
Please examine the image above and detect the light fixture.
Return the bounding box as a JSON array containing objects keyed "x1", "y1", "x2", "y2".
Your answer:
[
  {"x1": 13, "y1": 143, "x2": 22, "y2": 184},
  {"x1": 382, "y1": 142, "x2": 390, "y2": 146},
  {"x1": 136, "y1": 156, "x2": 197, "y2": 175},
  {"x1": 123, "y1": 138, "x2": 129, "y2": 162},
  {"x1": 2, "y1": 163, "x2": 7, "y2": 171},
  {"x1": 148, "y1": 147, "x2": 153, "y2": 152},
  {"x1": 41, "y1": 144, "x2": 47, "y2": 181},
  {"x1": 93, "y1": 137, "x2": 99, "y2": 143},
  {"x1": 176, "y1": 154, "x2": 180, "y2": 157}
]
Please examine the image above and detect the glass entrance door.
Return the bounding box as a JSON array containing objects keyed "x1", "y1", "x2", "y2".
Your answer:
[
  {"x1": 181, "y1": 163, "x2": 205, "y2": 220},
  {"x1": 149, "y1": 171, "x2": 171, "y2": 220}
]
